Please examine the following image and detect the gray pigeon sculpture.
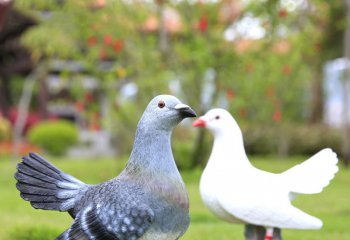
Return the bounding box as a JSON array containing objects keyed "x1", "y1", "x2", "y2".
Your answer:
[{"x1": 15, "y1": 95, "x2": 196, "y2": 240}]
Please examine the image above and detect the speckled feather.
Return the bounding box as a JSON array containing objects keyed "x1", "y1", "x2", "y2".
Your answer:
[{"x1": 15, "y1": 95, "x2": 196, "y2": 240}]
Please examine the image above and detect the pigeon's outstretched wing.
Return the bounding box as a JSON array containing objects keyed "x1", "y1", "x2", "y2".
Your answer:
[
  {"x1": 282, "y1": 148, "x2": 338, "y2": 194},
  {"x1": 15, "y1": 153, "x2": 89, "y2": 213},
  {"x1": 217, "y1": 192, "x2": 322, "y2": 229},
  {"x1": 57, "y1": 203, "x2": 154, "y2": 240}
]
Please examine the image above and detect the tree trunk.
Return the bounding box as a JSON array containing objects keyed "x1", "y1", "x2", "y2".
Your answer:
[
  {"x1": 158, "y1": 0, "x2": 169, "y2": 55},
  {"x1": 38, "y1": 76, "x2": 48, "y2": 119},
  {"x1": 342, "y1": 0, "x2": 350, "y2": 166},
  {"x1": 0, "y1": 77, "x2": 10, "y2": 117},
  {"x1": 308, "y1": 67, "x2": 324, "y2": 124},
  {"x1": 0, "y1": 0, "x2": 12, "y2": 31},
  {"x1": 191, "y1": 127, "x2": 208, "y2": 168}
]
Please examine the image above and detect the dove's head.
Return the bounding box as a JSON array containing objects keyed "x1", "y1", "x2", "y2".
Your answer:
[
  {"x1": 139, "y1": 95, "x2": 196, "y2": 131},
  {"x1": 192, "y1": 108, "x2": 241, "y2": 137}
]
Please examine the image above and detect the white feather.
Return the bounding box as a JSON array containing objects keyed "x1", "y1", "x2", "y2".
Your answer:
[
  {"x1": 198, "y1": 108, "x2": 338, "y2": 230},
  {"x1": 282, "y1": 148, "x2": 338, "y2": 194}
]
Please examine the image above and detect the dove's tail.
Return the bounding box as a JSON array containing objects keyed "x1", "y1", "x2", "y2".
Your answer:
[
  {"x1": 15, "y1": 153, "x2": 88, "y2": 212},
  {"x1": 282, "y1": 148, "x2": 338, "y2": 195}
]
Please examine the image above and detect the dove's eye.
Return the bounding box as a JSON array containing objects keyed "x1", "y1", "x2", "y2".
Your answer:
[
  {"x1": 215, "y1": 115, "x2": 220, "y2": 120},
  {"x1": 158, "y1": 100, "x2": 165, "y2": 108}
]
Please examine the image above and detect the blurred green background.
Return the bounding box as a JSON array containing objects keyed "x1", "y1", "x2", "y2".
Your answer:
[{"x1": 0, "y1": 0, "x2": 350, "y2": 239}]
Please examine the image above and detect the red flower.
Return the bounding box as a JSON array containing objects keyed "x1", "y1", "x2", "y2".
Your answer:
[
  {"x1": 239, "y1": 108, "x2": 247, "y2": 118},
  {"x1": 0, "y1": 141, "x2": 41, "y2": 156},
  {"x1": 272, "y1": 110, "x2": 282, "y2": 122},
  {"x1": 99, "y1": 49, "x2": 108, "y2": 60},
  {"x1": 103, "y1": 34, "x2": 113, "y2": 45},
  {"x1": 85, "y1": 92, "x2": 94, "y2": 102},
  {"x1": 198, "y1": 15, "x2": 208, "y2": 33},
  {"x1": 266, "y1": 86, "x2": 274, "y2": 98},
  {"x1": 278, "y1": 9, "x2": 288, "y2": 18},
  {"x1": 90, "y1": 24, "x2": 98, "y2": 30},
  {"x1": 113, "y1": 39, "x2": 124, "y2": 53},
  {"x1": 75, "y1": 101, "x2": 84, "y2": 112},
  {"x1": 226, "y1": 89, "x2": 235, "y2": 101},
  {"x1": 282, "y1": 65, "x2": 292, "y2": 75},
  {"x1": 87, "y1": 36, "x2": 97, "y2": 46},
  {"x1": 245, "y1": 63, "x2": 255, "y2": 73},
  {"x1": 314, "y1": 43, "x2": 322, "y2": 52}
]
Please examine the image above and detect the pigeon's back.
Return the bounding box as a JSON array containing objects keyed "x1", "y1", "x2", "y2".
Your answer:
[{"x1": 58, "y1": 177, "x2": 189, "y2": 240}]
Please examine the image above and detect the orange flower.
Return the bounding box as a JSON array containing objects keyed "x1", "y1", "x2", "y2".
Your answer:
[
  {"x1": 87, "y1": 36, "x2": 97, "y2": 46},
  {"x1": 239, "y1": 108, "x2": 247, "y2": 118},
  {"x1": 226, "y1": 89, "x2": 235, "y2": 101},
  {"x1": 245, "y1": 63, "x2": 255, "y2": 73},
  {"x1": 278, "y1": 9, "x2": 288, "y2": 18},
  {"x1": 75, "y1": 101, "x2": 84, "y2": 112},
  {"x1": 266, "y1": 86, "x2": 275, "y2": 98},
  {"x1": 99, "y1": 49, "x2": 108, "y2": 60},
  {"x1": 198, "y1": 15, "x2": 208, "y2": 33},
  {"x1": 113, "y1": 39, "x2": 124, "y2": 53},
  {"x1": 272, "y1": 110, "x2": 282, "y2": 122},
  {"x1": 282, "y1": 65, "x2": 292, "y2": 75},
  {"x1": 103, "y1": 34, "x2": 113, "y2": 45}
]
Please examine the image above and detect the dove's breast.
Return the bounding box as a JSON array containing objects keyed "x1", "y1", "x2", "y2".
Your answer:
[{"x1": 199, "y1": 167, "x2": 244, "y2": 223}]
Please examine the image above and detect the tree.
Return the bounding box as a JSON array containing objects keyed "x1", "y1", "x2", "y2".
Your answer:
[
  {"x1": 0, "y1": 1, "x2": 36, "y2": 118},
  {"x1": 13, "y1": 0, "x2": 348, "y2": 166},
  {"x1": 342, "y1": 0, "x2": 350, "y2": 166}
]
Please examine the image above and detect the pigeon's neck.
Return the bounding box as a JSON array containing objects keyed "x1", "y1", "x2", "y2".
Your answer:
[{"x1": 123, "y1": 126, "x2": 181, "y2": 181}]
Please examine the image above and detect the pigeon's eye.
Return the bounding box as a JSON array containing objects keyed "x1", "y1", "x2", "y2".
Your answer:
[
  {"x1": 158, "y1": 100, "x2": 165, "y2": 109},
  {"x1": 215, "y1": 115, "x2": 220, "y2": 120}
]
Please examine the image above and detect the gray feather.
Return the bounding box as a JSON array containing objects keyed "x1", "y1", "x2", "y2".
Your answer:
[
  {"x1": 15, "y1": 153, "x2": 88, "y2": 212},
  {"x1": 16, "y1": 95, "x2": 194, "y2": 240}
]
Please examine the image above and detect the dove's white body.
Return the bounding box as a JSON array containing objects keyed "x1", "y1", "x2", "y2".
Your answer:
[{"x1": 198, "y1": 109, "x2": 338, "y2": 229}]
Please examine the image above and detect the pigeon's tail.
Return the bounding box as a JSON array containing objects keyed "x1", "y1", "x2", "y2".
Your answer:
[
  {"x1": 15, "y1": 153, "x2": 88, "y2": 212},
  {"x1": 282, "y1": 148, "x2": 338, "y2": 195}
]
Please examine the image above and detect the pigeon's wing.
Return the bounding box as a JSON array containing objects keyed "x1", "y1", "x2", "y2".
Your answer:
[
  {"x1": 59, "y1": 203, "x2": 154, "y2": 240},
  {"x1": 282, "y1": 148, "x2": 338, "y2": 194},
  {"x1": 217, "y1": 192, "x2": 322, "y2": 229}
]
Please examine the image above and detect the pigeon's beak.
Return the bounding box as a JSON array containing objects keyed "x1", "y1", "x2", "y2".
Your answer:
[
  {"x1": 192, "y1": 118, "x2": 206, "y2": 127},
  {"x1": 175, "y1": 103, "x2": 197, "y2": 118}
]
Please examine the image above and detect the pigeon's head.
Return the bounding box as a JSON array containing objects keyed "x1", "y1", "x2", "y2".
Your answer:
[
  {"x1": 140, "y1": 95, "x2": 197, "y2": 131},
  {"x1": 192, "y1": 108, "x2": 240, "y2": 136}
]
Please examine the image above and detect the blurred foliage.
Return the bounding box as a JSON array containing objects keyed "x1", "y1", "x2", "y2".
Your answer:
[
  {"x1": 12, "y1": 0, "x2": 347, "y2": 163},
  {"x1": 27, "y1": 120, "x2": 78, "y2": 156},
  {"x1": 243, "y1": 123, "x2": 342, "y2": 157},
  {"x1": 0, "y1": 114, "x2": 11, "y2": 141}
]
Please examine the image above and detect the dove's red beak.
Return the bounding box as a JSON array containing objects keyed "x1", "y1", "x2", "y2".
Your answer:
[{"x1": 192, "y1": 118, "x2": 206, "y2": 128}]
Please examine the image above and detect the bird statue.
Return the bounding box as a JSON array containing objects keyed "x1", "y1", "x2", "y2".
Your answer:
[
  {"x1": 192, "y1": 108, "x2": 338, "y2": 240},
  {"x1": 15, "y1": 95, "x2": 196, "y2": 240}
]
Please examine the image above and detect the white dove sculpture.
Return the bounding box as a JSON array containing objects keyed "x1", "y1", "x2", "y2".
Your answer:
[{"x1": 193, "y1": 108, "x2": 339, "y2": 240}]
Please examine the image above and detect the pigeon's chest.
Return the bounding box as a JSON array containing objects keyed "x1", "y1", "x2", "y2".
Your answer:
[{"x1": 148, "y1": 181, "x2": 190, "y2": 234}]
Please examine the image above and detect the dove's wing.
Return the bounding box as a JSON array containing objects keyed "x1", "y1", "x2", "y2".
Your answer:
[
  {"x1": 217, "y1": 187, "x2": 322, "y2": 229},
  {"x1": 282, "y1": 148, "x2": 338, "y2": 194}
]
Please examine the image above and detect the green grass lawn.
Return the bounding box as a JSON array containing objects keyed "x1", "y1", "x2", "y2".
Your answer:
[{"x1": 1, "y1": 155, "x2": 349, "y2": 239}]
